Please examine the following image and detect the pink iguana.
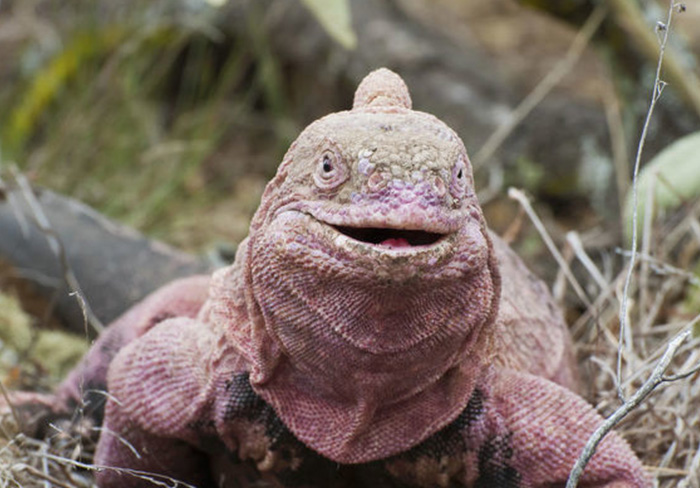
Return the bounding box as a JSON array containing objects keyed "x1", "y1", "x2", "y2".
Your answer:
[{"x1": 7, "y1": 68, "x2": 647, "y2": 487}]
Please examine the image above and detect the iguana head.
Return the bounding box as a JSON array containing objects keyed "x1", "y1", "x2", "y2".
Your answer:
[
  {"x1": 236, "y1": 68, "x2": 500, "y2": 462},
  {"x1": 253, "y1": 69, "x2": 484, "y2": 275}
]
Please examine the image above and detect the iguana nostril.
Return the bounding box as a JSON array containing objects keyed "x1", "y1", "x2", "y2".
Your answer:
[
  {"x1": 434, "y1": 176, "x2": 446, "y2": 197},
  {"x1": 368, "y1": 171, "x2": 387, "y2": 191}
]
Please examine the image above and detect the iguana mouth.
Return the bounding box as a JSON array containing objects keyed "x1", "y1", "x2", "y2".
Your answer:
[{"x1": 332, "y1": 225, "x2": 445, "y2": 249}]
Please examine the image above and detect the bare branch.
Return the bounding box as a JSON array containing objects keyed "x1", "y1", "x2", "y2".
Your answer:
[
  {"x1": 35, "y1": 451, "x2": 199, "y2": 488},
  {"x1": 472, "y1": 4, "x2": 607, "y2": 169},
  {"x1": 508, "y1": 188, "x2": 592, "y2": 308},
  {"x1": 607, "y1": 0, "x2": 700, "y2": 116},
  {"x1": 616, "y1": 249, "x2": 700, "y2": 287},
  {"x1": 616, "y1": 0, "x2": 676, "y2": 401},
  {"x1": 11, "y1": 464, "x2": 75, "y2": 488},
  {"x1": 7, "y1": 168, "x2": 103, "y2": 333},
  {"x1": 567, "y1": 329, "x2": 695, "y2": 488},
  {"x1": 92, "y1": 426, "x2": 142, "y2": 460},
  {"x1": 566, "y1": 231, "x2": 609, "y2": 291},
  {"x1": 0, "y1": 382, "x2": 22, "y2": 435}
]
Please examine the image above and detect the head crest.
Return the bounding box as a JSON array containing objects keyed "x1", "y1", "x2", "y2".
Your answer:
[{"x1": 352, "y1": 68, "x2": 412, "y2": 110}]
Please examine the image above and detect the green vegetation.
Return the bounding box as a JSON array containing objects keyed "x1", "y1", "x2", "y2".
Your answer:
[{"x1": 0, "y1": 2, "x2": 302, "y2": 250}]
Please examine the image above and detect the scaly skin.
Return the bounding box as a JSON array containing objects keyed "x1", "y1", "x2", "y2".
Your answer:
[{"x1": 8, "y1": 69, "x2": 648, "y2": 487}]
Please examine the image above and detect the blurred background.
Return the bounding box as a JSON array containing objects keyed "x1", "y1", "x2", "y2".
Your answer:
[
  {"x1": 0, "y1": 0, "x2": 698, "y2": 251},
  {"x1": 1, "y1": 1, "x2": 700, "y2": 485}
]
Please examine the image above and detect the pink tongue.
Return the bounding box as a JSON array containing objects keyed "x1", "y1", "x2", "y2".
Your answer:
[{"x1": 380, "y1": 237, "x2": 411, "y2": 248}]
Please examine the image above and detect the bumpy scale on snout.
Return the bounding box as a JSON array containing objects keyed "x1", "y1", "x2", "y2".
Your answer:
[{"x1": 6, "y1": 68, "x2": 649, "y2": 488}]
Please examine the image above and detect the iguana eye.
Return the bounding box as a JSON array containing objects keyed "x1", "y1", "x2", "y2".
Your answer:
[
  {"x1": 322, "y1": 155, "x2": 333, "y2": 173},
  {"x1": 314, "y1": 148, "x2": 348, "y2": 190},
  {"x1": 450, "y1": 155, "x2": 469, "y2": 197}
]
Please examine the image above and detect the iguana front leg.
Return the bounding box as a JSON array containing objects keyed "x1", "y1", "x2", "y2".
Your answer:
[
  {"x1": 57, "y1": 275, "x2": 210, "y2": 421},
  {"x1": 0, "y1": 276, "x2": 210, "y2": 440},
  {"x1": 96, "y1": 395, "x2": 212, "y2": 488},
  {"x1": 470, "y1": 368, "x2": 648, "y2": 487},
  {"x1": 94, "y1": 316, "x2": 243, "y2": 487}
]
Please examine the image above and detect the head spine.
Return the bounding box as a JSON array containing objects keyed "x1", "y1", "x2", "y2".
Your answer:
[{"x1": 352, "y1": 68, "x2": 412, "y2": 111}]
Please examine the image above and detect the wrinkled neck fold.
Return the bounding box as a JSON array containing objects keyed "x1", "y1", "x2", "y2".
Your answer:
[{"x1": 204, "y1": 231, "x2": 500, "y2": 462}]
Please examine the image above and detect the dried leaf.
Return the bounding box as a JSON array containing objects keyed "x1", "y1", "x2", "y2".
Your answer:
[{"x1": 300, "y1": 0, "x2": 357, "y2": 50}]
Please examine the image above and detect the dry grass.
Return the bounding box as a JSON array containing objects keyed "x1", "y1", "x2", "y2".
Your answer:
[
  {"x1": 0, "y1": 406, "x2": 97, "y2": 488},
  {"x1": 506, "y1": 181, "x2": 700, "y2": 487},
  {"x1": 566, "y1": 200, "x2": 700, "y2": 486}
]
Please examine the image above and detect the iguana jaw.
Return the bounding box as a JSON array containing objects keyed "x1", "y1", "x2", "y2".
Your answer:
[
  {"x1": 271, "y1": 197, "x2": 469, "y2": 259},
  {"x1": 276, "y1": 207, "x2": 467, "y2": 264}
]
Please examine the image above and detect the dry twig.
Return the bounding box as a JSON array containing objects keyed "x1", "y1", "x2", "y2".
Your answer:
[
  {"x1": 616, "y1": 0, "x2": 677, "y2": 401},
  {"x1": 508, "y1": 187, "x2": 592, "y2": 308},
  {"x1": 567, "y1": 329, "x2": 700, "y2": 488},
  {"x1": 566, "y1": 2, "x2": 700, "y2": 485},
  {"x1": 472, "y1": 4, "x2": 607, "y2": 169},
  {"x1": 4, "y1": 168, "x2": 103, "y2": 333}
]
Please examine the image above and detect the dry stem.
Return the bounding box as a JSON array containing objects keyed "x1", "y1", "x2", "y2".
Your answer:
[
  {"x1": 472, "y1": 5, "x2": 607, "y2": 170},
  {"x1": 4, "y1": 168, "x2": 103, "y2": 333},
  {"x1": 566, "y1": 328, "x2": 700, "y2": 487},
  {"x1": 616, "y1": 0, "x2": 677, "y2": 402}
]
